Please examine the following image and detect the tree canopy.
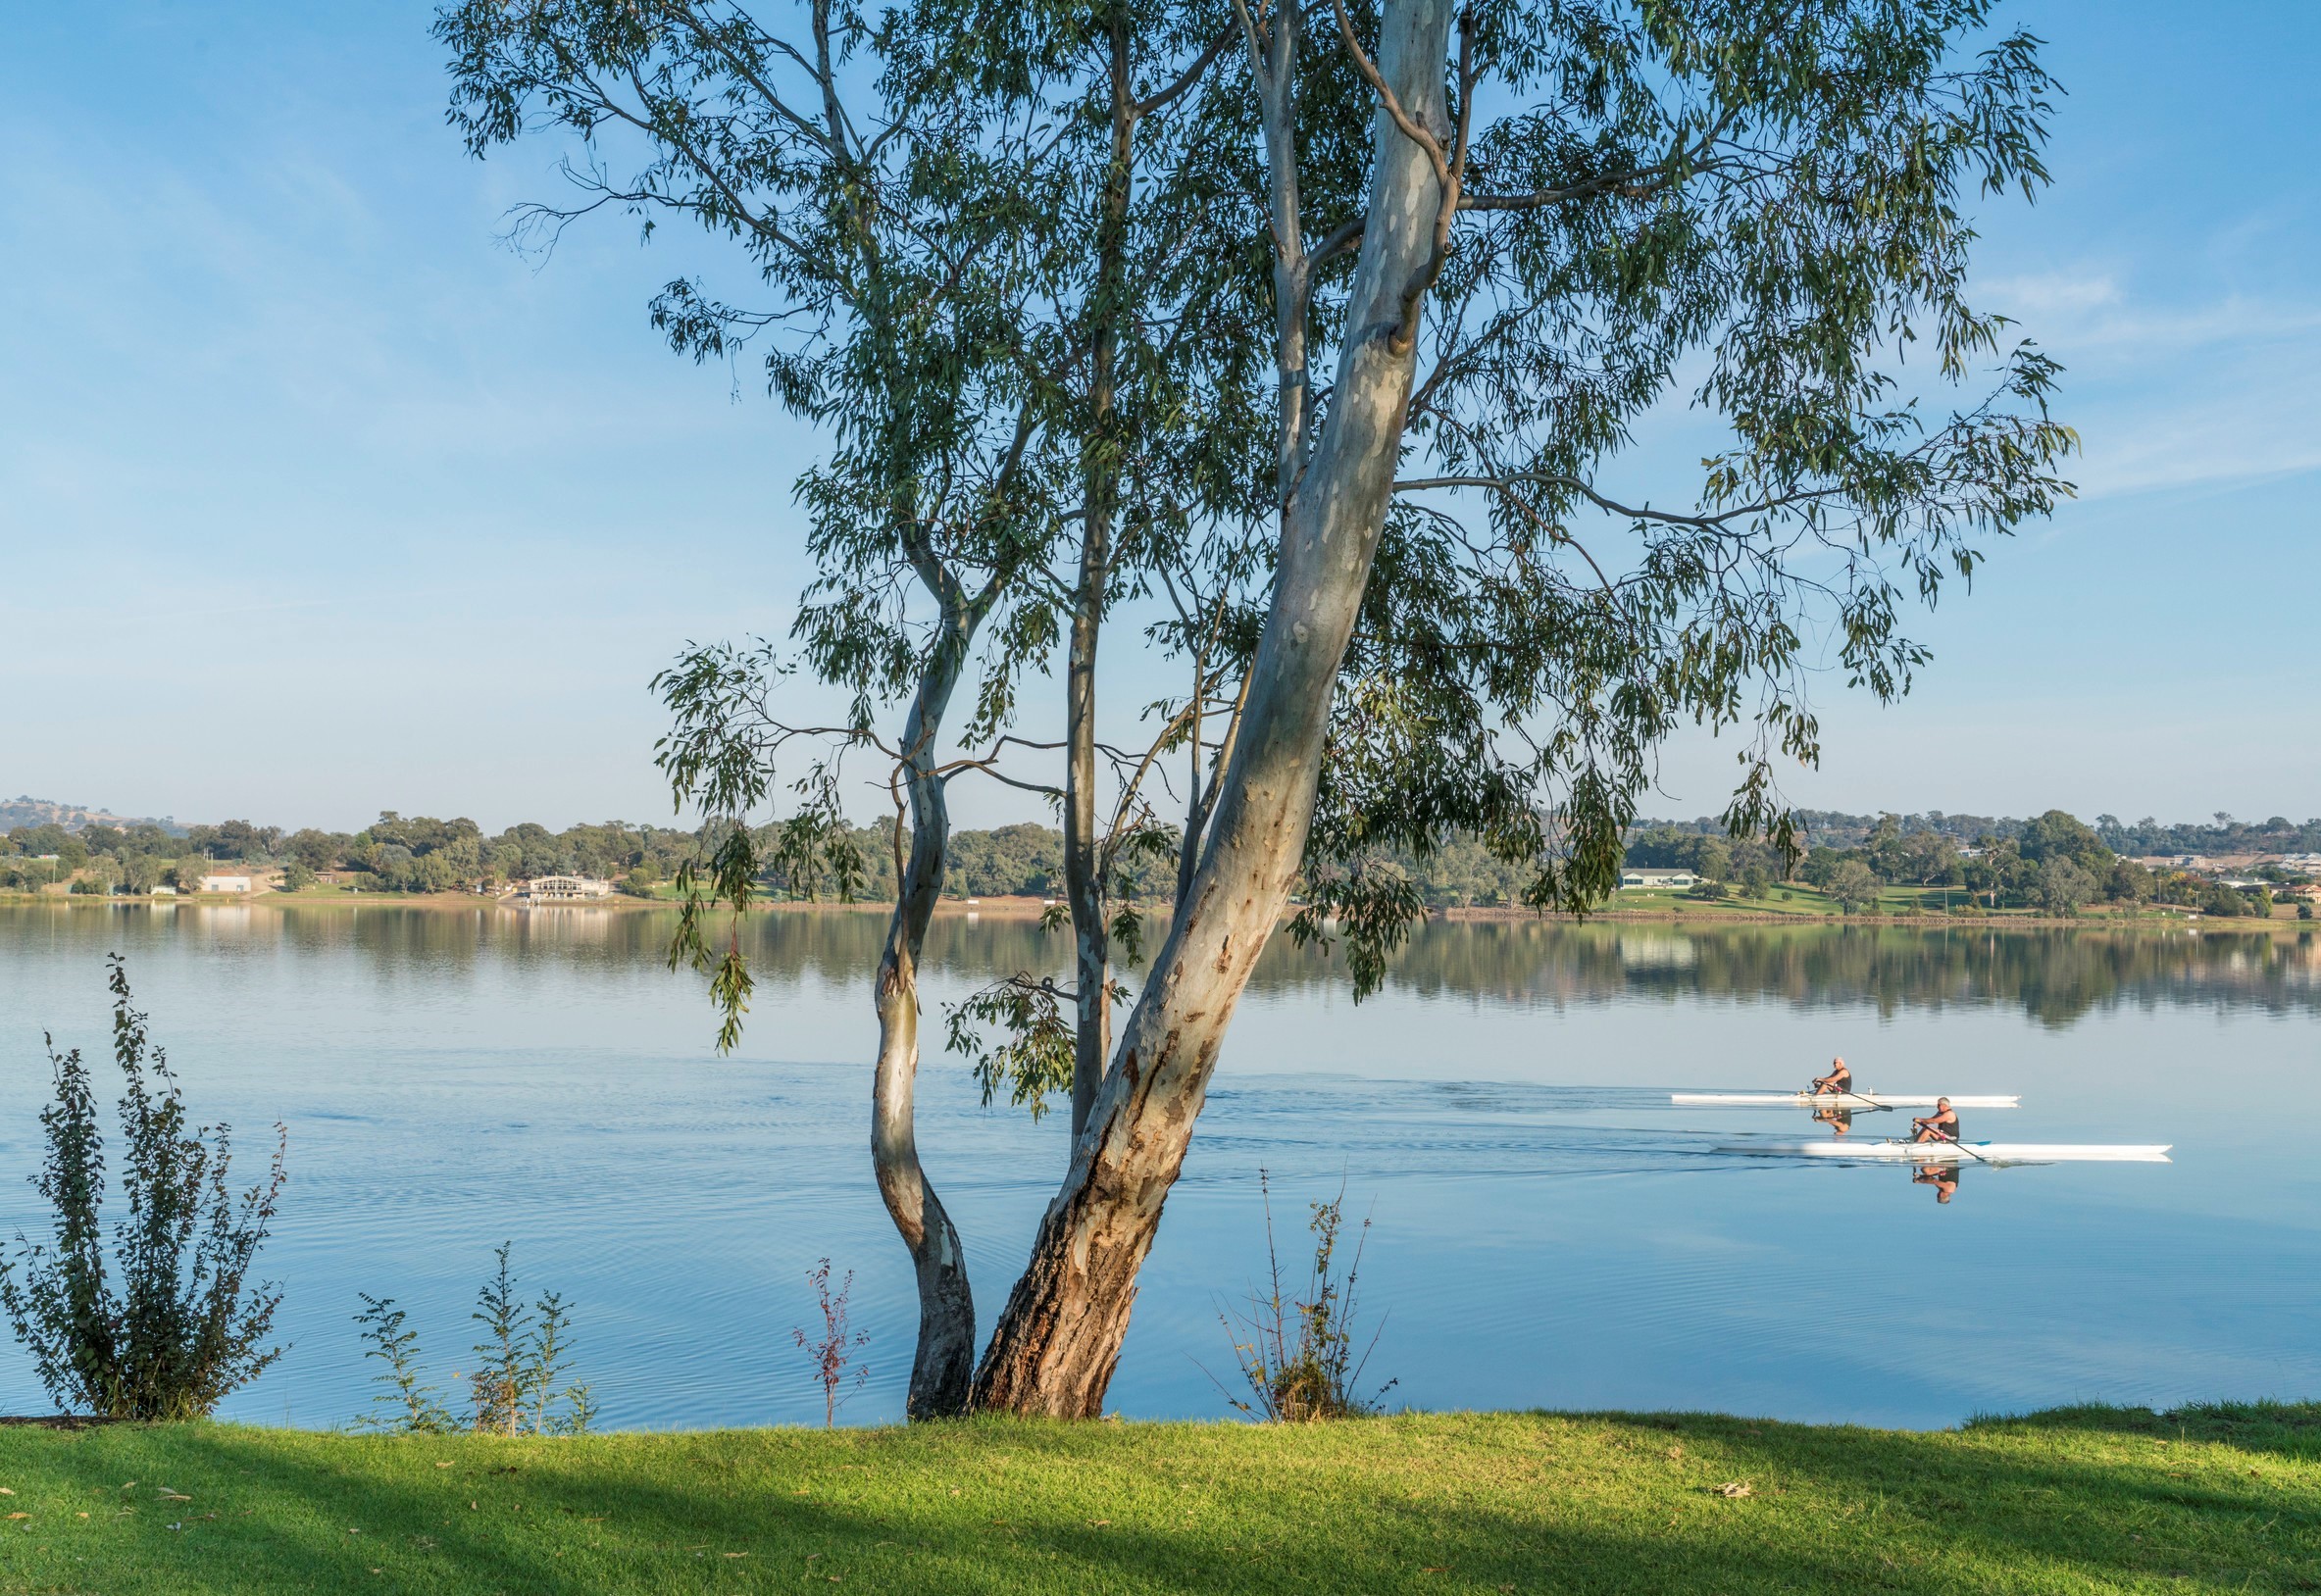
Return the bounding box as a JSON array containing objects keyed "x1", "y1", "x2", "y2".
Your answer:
[{"x1": 432, "y1": 0, "x2": 2083, "y2": 1419}]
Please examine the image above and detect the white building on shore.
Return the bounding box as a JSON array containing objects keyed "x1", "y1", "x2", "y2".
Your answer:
[{"x1": 522, "y1": 873, "x2": 616, "y2": 902}]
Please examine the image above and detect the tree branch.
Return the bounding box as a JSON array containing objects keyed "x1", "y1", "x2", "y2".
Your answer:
[{"x1": 1134, "y1": 24, "x2": 1239, "y2": 119}]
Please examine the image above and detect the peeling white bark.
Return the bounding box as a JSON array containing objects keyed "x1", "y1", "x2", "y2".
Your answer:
[
  {"x1": 971, "y1": 0, "x2": 1455, "y2": 1415},
  {"x1": 874, "y1": 622, "x2": 978, "y2": 1418}
]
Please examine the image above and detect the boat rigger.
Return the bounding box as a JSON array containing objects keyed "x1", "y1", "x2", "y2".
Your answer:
[
  {"x1": 1718, "y1": 1140, "x2": 2170, "y2": 1164},
  {"x1": 1673, "y1": 1092, "x2": 2020, "y2": 1109}
]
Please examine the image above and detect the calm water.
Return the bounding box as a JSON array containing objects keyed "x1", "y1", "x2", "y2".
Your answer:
[{"x1": 0, "y1": 903, "x2": 2315, "y2": 1430}]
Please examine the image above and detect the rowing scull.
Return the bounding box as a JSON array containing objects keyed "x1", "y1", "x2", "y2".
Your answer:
[
  {"x1": 1673, "y1": 1092, "x2": 2019, "y2": 1109},
  {"x1": 1717, "y1": 1140, "x2": 2169, "y2": 1164}
]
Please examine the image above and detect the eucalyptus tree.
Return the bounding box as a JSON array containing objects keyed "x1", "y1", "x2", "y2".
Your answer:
[
  {"x1": 887, "y1": 0, "x2": 1290, "y2": 1142},
  {"x1": 437, "y1": 0, "x2": 1297, "y2": 1415},
  {"x1": 969, "y1": 0, "x2": 2075, "y2": 1413},
  {"x1": 439, "y1": 0, "x2": 1072, "y2": 1416}
]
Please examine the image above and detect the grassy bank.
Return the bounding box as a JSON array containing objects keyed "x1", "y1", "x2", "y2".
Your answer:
[{"x1": 1, "y1": 1405, "x2": 2313, "y2": 1594}]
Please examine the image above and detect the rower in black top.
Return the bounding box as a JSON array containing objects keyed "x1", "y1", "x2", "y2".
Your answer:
[
  {"x1": 1910, "y1": 1097, "x2": 1962, "y2": 1144},
  {"x1": 1809, "y1": 1057, "x2": 1853, "y2": 1097}
]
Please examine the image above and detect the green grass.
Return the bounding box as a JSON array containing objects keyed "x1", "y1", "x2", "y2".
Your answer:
[
  {"x1": 1601, "y1": 885, "x2": 2270, "y2": 923},
  {"x1": 2, "y1": 1404, "x2": 2315, "y2": 1593}
]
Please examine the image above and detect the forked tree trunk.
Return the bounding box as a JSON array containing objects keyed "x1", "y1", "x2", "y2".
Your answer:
[
  {"x1": 875, "y1": 616, "x2": 980, "y2": 1419},
  {"x1": 970, "y1": 0, "x2": 1454, "y2": 1415}
]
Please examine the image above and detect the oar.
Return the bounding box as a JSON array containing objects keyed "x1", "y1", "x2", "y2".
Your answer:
[
  {"x1": 1803, "y1": 1084, "x2": 1988, "y2": 1166},
  {"x1": 1907, "y1": 1123, "x2": 1993, "y2": 1169},
  {"x1": 1832, "y1": 1088, "x2": 1892, "y2": 1116},
  {"x1": 1805, "y1": 1086, "x2": 1892, "y2": 1116}
]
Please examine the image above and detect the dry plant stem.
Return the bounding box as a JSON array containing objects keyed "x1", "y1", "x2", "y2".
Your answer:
[
  {"x1": 971, "y1": 0, "x2": 1454, "y2": 1417},
  {"x1": 795, "y1": 1259, "x2": 869, "y2": 1428},
  {"x1": 873, "y1": 610, "x2": 978, "y2": 1420}
]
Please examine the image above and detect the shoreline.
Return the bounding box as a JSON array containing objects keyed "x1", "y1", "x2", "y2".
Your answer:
[{"x1": 0, "y1": 890, "x2": 2305, "y2": 933}]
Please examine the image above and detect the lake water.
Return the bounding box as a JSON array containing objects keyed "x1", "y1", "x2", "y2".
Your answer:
[{"x1": 0, "y1": 903, "x2": 2315, "y2": 1431}]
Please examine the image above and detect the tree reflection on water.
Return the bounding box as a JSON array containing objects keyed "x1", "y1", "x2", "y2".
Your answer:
[{"x1": 23, "y1": 902, "x2": 2315, "y2": 1031}]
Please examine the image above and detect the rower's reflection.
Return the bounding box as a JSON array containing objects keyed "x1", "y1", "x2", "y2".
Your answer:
[
  {"x1": 1811, "y1": 1105, "x2": 1852, "y2": 1138},
  {"x1": 1911, "y1": 1162, "x2": 1960, "y2": 1204}
]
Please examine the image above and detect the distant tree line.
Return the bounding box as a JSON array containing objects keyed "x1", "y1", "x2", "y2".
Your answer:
[
  {"x1": 1632, "y1": 808, "x2": 2321, "y2": 858},
  {"x1": 3, "y1": 807, "x2": 2307, "y2": 919},
  {"x1": 0, "y1": 822, "x2": 208, "y2": 897},
  {"x1": 1627, "y1": 809, "x2": 2301, "y2": 918},
  {"x1": 0, "y1": 814, "x2": 703, "y2": 898}
]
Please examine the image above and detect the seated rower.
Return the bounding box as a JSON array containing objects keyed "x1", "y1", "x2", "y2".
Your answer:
[
  {"x1": 1910, "y1": 1097, "x2": 1961, "y2": 1144},
  {"x1": 1809, "y1": 1057, "x2": 1853, "y2": 1097}
]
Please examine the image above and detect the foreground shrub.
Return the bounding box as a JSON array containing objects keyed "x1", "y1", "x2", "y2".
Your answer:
[
  {"x1": 352, "y1": 1242, "x2": 594, "y2": 1435},
  {"x1": 0, "y1": 957, "x2": 286, "y2": 1420},
  {"x1": 1216, "y1": 1172, "x2": 1393, "y2": 1421},
  {"x1": 793, "y1": 1257, "x2": 870, "y2": 1427}
]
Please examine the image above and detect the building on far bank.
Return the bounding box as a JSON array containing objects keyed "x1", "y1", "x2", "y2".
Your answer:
[
  {"x1": 199, "y1": 874, "x2": 254, "y2": 894},
  {"x1": 522, "y1": 873, "x2": 615, "y2": 901},
  {"x1": 1619, "y1": 870, "x2": 1699, "y2": 890}
]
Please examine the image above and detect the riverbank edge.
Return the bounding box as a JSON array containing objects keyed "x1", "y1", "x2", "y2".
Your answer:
[{"x1": 0, "y1": 1403, "x2": 2311, "y2": 1594}]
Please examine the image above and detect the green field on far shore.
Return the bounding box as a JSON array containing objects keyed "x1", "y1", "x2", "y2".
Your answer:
[
  {"x1": 1596, "y1": 882, "x2": 2292, "y2": 923},
  {"x1": 1, "y1": 1404, "x2": 2314, "y2": 1594}
]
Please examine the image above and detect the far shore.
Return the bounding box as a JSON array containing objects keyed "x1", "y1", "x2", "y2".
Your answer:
[{"x1": 1, "y1": 888, "x2": 2308, "y2": 933}]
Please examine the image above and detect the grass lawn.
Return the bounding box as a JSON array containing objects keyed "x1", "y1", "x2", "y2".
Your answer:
[
  {"x1": 1610, "y1": 886, "x2": 1840, "y2": 916},
  {"x1": 1, "y1": 1404, "x2": 2314, "y2": 1594}
]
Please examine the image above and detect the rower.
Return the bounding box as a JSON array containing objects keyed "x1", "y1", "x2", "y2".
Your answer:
[
  {"x1": 1910, "y1": 1097, "x2": 1961, "y2": 1144},
  {"x1": 1809, "y1": 1057, "x2": 1853, "y2": 1097}
]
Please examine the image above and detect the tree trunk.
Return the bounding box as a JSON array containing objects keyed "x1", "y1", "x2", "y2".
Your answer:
[
  {"x1": 1064, "y1": 535, "x2": 1110, "y2": 1142},
  {"x1": 1065, "y1": 8, "x2": 1135, "y2": 1143},
  {"x1": 970, "y1": 0, "x2": 1454, "y2": 1416},
  {"x1": 874, "y1": 617, "x2": 979, "y2": 1419}
]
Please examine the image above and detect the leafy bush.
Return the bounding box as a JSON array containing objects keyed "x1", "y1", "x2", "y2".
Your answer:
[
  {"x1": 2199, "y1": 884, "x2": 2252, "y2": 919},
  {"x1": 0, "y1": 958, "x2": 286, "y2": 1421},
  {"x1": 1215, "y1": 1172, "x2": 1393, "y2": 1422},
  {"x1": 351, "y1": 1296, "x2": 455, "y2": 1433},
  {"x1": 351, "y1": 1243, "x2": 593, "y2": 1435}
]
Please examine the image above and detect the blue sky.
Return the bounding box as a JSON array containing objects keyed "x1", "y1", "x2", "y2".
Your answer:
[{"x1": 2, "y1": 2, "x2": 2315, "y2": 834}]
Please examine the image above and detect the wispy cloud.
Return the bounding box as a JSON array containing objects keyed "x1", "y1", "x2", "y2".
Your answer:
[
  {"x1": 1987, "y1": 271, "x2": 2321, "y2": 354},
  {"x1": 1976, "y1": 264, "x2": 2321, "y2": 498}
]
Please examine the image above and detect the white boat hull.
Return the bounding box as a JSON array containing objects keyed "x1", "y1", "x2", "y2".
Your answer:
[
  {"x1": 1719, "y1": 1140, "x2": 2170, "y2": 1164},
  {"x1": 1673, "y1": 1092, "x2": 2020, "y2": 1109}
]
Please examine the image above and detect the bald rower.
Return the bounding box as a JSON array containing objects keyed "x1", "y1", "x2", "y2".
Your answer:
[{"x1": 1809, "y1": 1057, "x2": 1853, "y2": 1098}]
